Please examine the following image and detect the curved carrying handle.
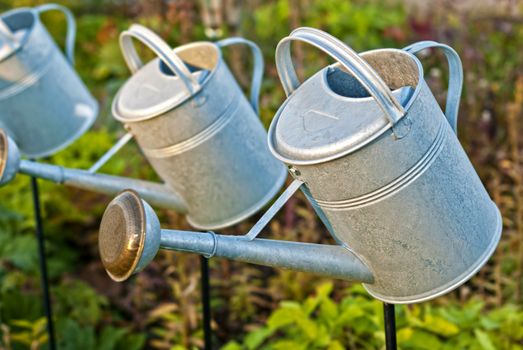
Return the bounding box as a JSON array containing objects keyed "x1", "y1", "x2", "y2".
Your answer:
[
  {"x1": 35, "y1": 3, "x2": 76, "y2": 65},
  {"x1": 403, "y1": 41, "x2": 463, "y2": 134},
  {"x1": 276, "y1": 27, "x2": 405, "y2": 125},
  {"x1": 119, "y1": 24, "x2": 199, "y2": 95},
  {"x1": 216, "y1": 37, "x2": 264, "y2": 114}
]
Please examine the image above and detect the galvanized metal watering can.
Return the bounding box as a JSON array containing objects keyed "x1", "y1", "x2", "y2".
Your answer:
[
  {"x1": 0, "y1": 4, "x2": 98, "y2": 158},
  {"x1": 97, "y1": 28, "x2": 501, "y2": 304},
  {"x1": 111, "y1": 24, "x2": 286, "y2": 229},
  {"x1": 0, "y1": 24, "x2": 286, "y2": 231},
  {"x1": 267, "y1": 28, "x2": 501, "y2": 303}
]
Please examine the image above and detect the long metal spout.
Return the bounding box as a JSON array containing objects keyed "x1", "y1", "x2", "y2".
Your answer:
[
  {"x1": 19, "y1": 160, "x2": 187, "y2": 213},
  {"x1": 161, "y1": 230, "x2": 374, "y2": 282},
  {"x1": 0, "y1": 129, "x2": 187, "y2": 213},
  {"x1": 98, "y1": 190, "x2": 374, "y2": 283}
]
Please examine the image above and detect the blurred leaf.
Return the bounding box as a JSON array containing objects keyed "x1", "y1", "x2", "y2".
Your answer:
[{"x1": 475, "y1": 329, "x2": 496, "y2": 350}]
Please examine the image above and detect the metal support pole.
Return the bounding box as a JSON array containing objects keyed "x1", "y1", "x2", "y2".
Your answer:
[
  {"x1": 383, "y1": 303, "x2": 397, "y2": 350},
  {"x1": 30, "y1": 176, "x2": 56, "y2": 350},
  {"x1": 200, "y1": 256, "x2": 212, "y2": 350}
]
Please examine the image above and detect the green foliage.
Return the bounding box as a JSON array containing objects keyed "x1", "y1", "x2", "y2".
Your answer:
[
  {"x1": 8, "y1": 318, "x2": 48, "y2": 350},
  {"x1": 252, "y1": 0, "x2": 406, "y2": 49},
  {"x1": 56, "y1": 319, "x2": 145, "y2": 350},
  {"x1": 0, "y1": 0, "x2": 522, "y2": 348},
  {"x1": 223, "y1": 283, "x2": 523, "y2": 350},
  {"x1": 222, "y1": 283, "x2": 382, "y2": 350},
  {"x1": 52, "y1": 280, "x2": 108, "y2": 326},
  {"x1": 0, "y1": 290, "x2": 42, "y2": 325}
]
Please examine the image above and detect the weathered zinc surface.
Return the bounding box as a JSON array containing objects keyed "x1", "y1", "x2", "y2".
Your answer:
[
  {"x1": 0, "y1": 4, "x2": 97, "y2": 158},
  {"x1": 0, "y1": 24, "x2": 286, "y2": 232},
  {"x1": 113, "y1": 24, "x2": 286, "y2": 230},
  {"x1": 268, "y1": 27, "x2": 501, "y2": 303},
  {"x1": 97, "y1": 27, "x2": 501, "y2": 305}
]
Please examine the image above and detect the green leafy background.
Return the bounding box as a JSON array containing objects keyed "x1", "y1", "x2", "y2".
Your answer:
[{"x1": 0, "y1": 0, "x2": 522, "y2": 349}]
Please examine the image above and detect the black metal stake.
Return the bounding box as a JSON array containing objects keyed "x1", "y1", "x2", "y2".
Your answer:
[
  {"x1": 200, "y1": 255, "x2": 212, "y2": 350},
  {"x1": 383, "y1": 303, "x2": 397, "y2": 350},
  {"x1": 30, "y1": 176, "x2": 56, "y2": 350}
]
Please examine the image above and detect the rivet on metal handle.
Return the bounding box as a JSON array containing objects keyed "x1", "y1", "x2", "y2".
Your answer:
[
  {"x1": 119, "y1": 24, "x2": 199, "y2": 95},
  {"x1": 403, "y1": 41, "x2": 463, "y2": 134},
  {"x1": 35, "y1": 3, "x2": 76, "y2": 65},
  {"x1": 216, "y1": 37, "x2": 264, "y2": 114},
  {"x1": 275, "y1": 27, "x2": 405, "y2": 126}
]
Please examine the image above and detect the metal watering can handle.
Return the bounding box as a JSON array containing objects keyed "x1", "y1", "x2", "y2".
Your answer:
[
  {"x1": 403, "y1": 41, "x2": 463, "y2": 134},
  {"x1": 35, "y1": 3, "x2": 76, "y2": 65},
  {"x1": 276, "y1": 27, "x2": 405, "y2": 126},
  {"x1": 216, "y1": 37, "x2": 264, "y2": 114},
  {"x1": 119, "y1": 24, "x2": 200, "y2": 95}
]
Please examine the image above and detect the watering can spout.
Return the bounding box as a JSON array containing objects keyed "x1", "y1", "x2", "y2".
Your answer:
[
  {"x1": 0, "y1": 129, "x2": 20, "y2": 185},
  {"x1": 98, "y1": 190, "x2": 375, "y2": 283},
  {"x1": 0, "y1": 129, "x2": 188, "y2": 213},
  {"x1": 162, "y1": 232, "x2": 375, "y2": 283}
]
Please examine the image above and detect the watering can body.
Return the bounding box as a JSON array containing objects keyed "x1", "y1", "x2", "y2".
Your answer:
[
  {"x1": 268, "y1": 28, "x2": 501, "y2": 303},
  {"x1": 112, "y1": 25, "x2": 286, "y2": 230},
  {"x1": 0, "y1": 4, "x2": 98, "y2": 158}
]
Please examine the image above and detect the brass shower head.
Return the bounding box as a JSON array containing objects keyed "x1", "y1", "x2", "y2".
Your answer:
[{"x1": 99, "y1": 190, "x2": 161, "y2": 282}]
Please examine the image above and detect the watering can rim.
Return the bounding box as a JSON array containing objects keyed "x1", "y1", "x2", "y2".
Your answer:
[
  {"x1": 364, "y1": 202, "x2": 502, "y2": 304},
  {"x1": 0, "y1": 6, "x2": 41, "y2": 63},
  {"x1": 99, "y1": 188, "x2": 149, "y2": 282},
  {"x1": 0, "y1": 128, "x2": 9, "y2": 178},
  {"x1": 267, "y1": 48, "x2": 424, "y2": 166},
  {"x1": 112, "y1": 41, "x2": 224, "y2": 123}
]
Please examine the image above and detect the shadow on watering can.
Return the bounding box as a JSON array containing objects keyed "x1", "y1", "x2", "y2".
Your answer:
[
  {"x1": 98, "y1": 27, "x2": 501, "y2": 304},
  {"x1": 0, "y1": 24, "x2": 286, "y2": 232}
]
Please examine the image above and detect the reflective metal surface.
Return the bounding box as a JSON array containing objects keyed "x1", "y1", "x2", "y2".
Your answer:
[
  {"x1": 0, "y1": 128, "x2": 19, "y2": 185},
  {"x1": 1, "y1": 24, "x2": 285, "y2": 232},
  {"x1": 112, "y1": 24, "x2": 286, "y2": 229},
  {"x1": 97, "y1": 30, "x2": 501, "y2": 304},
  {"x1": 99, "y1": 190, "x2": 161, "y2": 282},
  {"x1": 99, "y1": 190, "x2": 374, "y2": 283},
  {"x1": 0, "y1": 130, "x2": 188, "y2": 211},
  {"x1": 0, "y1": 4, "x2": 98, "y2": 158},
  {"x1": 267, "y1": 27, "x2": 501, "y2": 303}
]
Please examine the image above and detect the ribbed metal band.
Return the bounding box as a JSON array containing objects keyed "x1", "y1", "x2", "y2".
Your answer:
[
  {"x1": 202, "y1": 231, "x2": 218, "y2": 258},
  {"x1": 312, "y1": 119, "x2": 447, "y2": 210},
  {"x1": 141, "y1": 99, "x2": 239, "y2": 158}
]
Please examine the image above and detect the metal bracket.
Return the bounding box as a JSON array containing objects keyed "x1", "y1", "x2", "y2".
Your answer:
[
  {"x1": 202, "y1": 231, "x2": 218, "y2": 258},
  {"x1": 243, "y1": 179, "x2": 303, "y2": 241},
  {"x1": 88, "y1": 132, "x2": 133, "y2": 173}
]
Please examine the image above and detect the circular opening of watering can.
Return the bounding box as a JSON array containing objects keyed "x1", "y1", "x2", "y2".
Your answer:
[
  {"x1": 98, "y1": 190, "x2": 150, "y2": 282},
  {"x1": 112, "y1": 42, "x2": 221, "y2": 123},
  {"x1": 268, "y1": 48, "x2": 424, "y2": 165},
  {"x1": 0, "y1": 8, "x2": 37, "y2": 62}
]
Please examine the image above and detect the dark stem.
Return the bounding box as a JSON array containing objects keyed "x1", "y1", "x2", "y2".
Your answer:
[
  {"x1": 30, "y1": 176, "x2": 56, "y2": 350},
  {"x1": 383, "y1": 303, "x2": 397, "y2": 350},
  {"x1": 200, "y1": 256, "x2": 212, "y2": 350}
]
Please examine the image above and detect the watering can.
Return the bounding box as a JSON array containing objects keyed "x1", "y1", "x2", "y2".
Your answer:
[
  {"x1": 0, "y1": 4, "x2": 98, "y2": 158},
  {"x1": 97, "y1": 28, "x2": 501, "y2": 303},
  {"x1": 0, "y1": 24, "x2": 286, "y2": 231}
]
